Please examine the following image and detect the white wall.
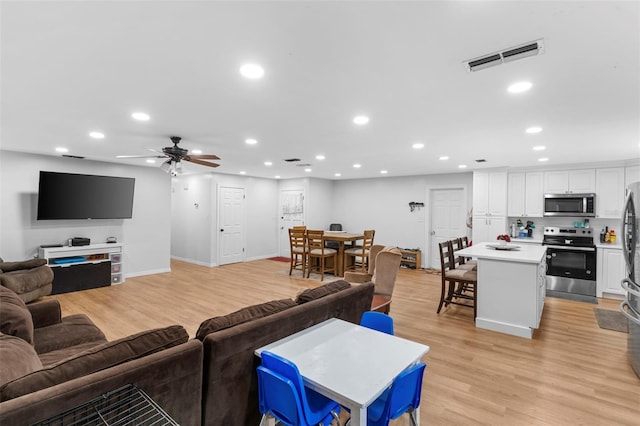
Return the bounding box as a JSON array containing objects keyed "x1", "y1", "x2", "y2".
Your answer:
[
  {"x1": 170, "y1": 173, "x2": 279, "y2": 265},
  {"x1": 306, "y1": 178, "x2": 334, "y2": 229},
  {"x1": 332, "y1": 173, "x2": 473, "y2": 252},
  {"x1": 0, "y1": 150, "x2": 171, "y2": 276}
]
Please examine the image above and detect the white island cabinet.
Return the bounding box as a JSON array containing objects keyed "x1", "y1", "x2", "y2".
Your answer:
[{"x1": 456, "y1": 243, "x2": 547, "y2": 339}]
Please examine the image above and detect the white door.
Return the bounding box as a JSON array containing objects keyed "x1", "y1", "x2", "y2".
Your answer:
[
  {"x1": 279, "y1": 189, "x2": 305, "y2": 257},
  {"x1": 218, "y1": 186, "x2": 245, "y2": 265},
  {"x1": 429, "y1": 188, "x2": 466, "y2": 268}
]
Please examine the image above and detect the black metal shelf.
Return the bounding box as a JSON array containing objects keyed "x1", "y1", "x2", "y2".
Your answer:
[{"x1": 32, "y1": 385, "x2": 178, "y2": 426}]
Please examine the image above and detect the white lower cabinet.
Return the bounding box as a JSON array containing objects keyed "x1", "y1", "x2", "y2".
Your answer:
[
  {"x1": 472, "y1": 216, "x2": 506, "y2": 244},
  {"x1": 597, "y1": 248, "x2": 626, "y2": 297}
]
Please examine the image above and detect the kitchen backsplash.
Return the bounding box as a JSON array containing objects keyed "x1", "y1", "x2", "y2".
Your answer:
[{"x1": 507, "y1": 216, "x2": 622, "y2": 241}]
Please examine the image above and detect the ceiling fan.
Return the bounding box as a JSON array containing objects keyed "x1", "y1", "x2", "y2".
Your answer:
[{"x1": 117, "y1": 136, "x2": 221, "y2": 173}]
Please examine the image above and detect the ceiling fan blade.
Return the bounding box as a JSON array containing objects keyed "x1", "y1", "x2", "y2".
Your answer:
[
  {"x1": 188, "y1": 154, "x2": 220, "y2": 160},
  {"x1": 116, "y1": 154, "x2": 167, "y2": 159},
  {"x1": 185, "y1": 158, "x2": 220, "y2": 168}
]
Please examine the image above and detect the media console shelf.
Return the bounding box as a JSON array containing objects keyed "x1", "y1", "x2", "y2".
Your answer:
[{"x1": 39, "y1": 243, "x2": 124, "y2": 294}]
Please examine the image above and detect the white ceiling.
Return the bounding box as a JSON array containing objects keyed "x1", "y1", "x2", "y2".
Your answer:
[{"x1": 1, "y1": 1, "x2": 639, "y2": 180}]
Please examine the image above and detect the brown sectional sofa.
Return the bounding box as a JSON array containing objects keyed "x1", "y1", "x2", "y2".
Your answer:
[
  {"x1": 196, "y1": 280, "x2": 375, "y2": 426},
  {"x1": 0, "y1": 279, "x2": 374, "y2": 425},
  {"x1": 0, "y1": 286, "x2": 203, "y2": 425}
]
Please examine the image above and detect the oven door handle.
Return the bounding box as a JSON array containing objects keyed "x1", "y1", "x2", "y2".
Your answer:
[
  {"x1": 620, "y1": 300, "x2": 640, "y2": 326},
  {"x1": 543, "y1": 245, "x2": 596, "y2": 252},
  {"x1": 621, "y1": 278, "x2": 640, "y2": 298}
]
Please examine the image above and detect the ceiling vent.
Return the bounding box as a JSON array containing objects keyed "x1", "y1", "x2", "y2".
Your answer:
[
  {"x1": 464, "y1": 39, "x2": 544, "y2": 72},
  {"x1": 475, "y1": 159, "x2": 487, "y2": 163},
  {"x1": 62, "y1": 154, "x2": 85, "y2": 159},
  {"x1": 284, "y1": 158, "x2": 301, "y2": 162}
]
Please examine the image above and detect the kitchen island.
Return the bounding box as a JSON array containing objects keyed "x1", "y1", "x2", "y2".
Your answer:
[{"x1": 456, "y1": 242, "x2": 547, "y2": 339}]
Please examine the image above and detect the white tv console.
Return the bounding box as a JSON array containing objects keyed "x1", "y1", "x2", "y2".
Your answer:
[{"x1": 39, "y1": 243, "x2": 124, "y2": 293}]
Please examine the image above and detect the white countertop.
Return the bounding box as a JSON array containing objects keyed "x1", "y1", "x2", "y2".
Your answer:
[
  {"x1": 510, "y1": 237, "x2": 543, "y2": 244},
  {"x1": 457, "y1": 242, "x2": 547, "y2": 263}
]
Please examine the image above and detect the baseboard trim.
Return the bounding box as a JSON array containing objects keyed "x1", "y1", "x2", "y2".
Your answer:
[{"x1": 170, "y1": 256, "x2": 217, "y2": 268}]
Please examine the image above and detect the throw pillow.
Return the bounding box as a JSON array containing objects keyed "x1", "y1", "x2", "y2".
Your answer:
[
  {"x1": 195, "y1": 298, "x2": 296, "y2": 340},
  {"x1": 0, "y1": 334, "x2": 43, "y2": 387},
  {"x1": 0, "y1": 285, "x2": 34, "y2": 344},
  {"x1": 0, "y1": 325, "x2": 188, "y2": 401},
  {"x1": 295, "y1": 280, "x2": 351, "y2": 304}
]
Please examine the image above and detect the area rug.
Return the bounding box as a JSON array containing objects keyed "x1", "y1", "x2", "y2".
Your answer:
[
  {"x1": 424, "y1": 268, "x2": 441, "y2": 275},
  {"x1": 268, "y1": 256, "x2": 290, "y2": 262},
  {"x1": 594, "y1": 308, "x2": 628, "y2": 333}
]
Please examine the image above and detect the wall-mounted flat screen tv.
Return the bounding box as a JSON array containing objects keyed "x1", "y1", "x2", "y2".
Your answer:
[{"x1": 37, "y1": 171, "x2": 135, "y2": 220}]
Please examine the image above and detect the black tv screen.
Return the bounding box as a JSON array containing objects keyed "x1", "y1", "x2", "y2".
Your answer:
[{"x1": 37, "y1": 171, "x2": 135, "y2": 220}]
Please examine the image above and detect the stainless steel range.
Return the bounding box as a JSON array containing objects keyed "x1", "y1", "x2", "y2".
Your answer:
[{"x1": 543, "y1": 226, "x2": 597, "y2": 303}]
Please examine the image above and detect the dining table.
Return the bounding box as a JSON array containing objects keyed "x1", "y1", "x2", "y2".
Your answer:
[
  {"x1": 255, "y1": 318, "x2": 430, "y2": 425},
  {"x1": 322, "y1": 231, "x2": 364, "y2": 276}
]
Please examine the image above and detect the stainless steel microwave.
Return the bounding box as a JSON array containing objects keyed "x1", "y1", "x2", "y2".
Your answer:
[{"x1": 543, "y1": 193, "x2": 596, "y2": 217}]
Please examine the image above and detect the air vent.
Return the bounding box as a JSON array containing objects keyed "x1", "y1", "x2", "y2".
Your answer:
[
  {"x1": 296, "y1": 163, "x2": 312, "y2": 167},
  {"x1": 284, "y1": 158, "x2": 301, "y2": 162},
  {"x1": 475, "y1": 159, "x2": 487, "y2": 163},
  {"x1": 62, "y1": 155, "x2": 85, "y2": 159},
  {"x1": 464, "y1": 39, "x2": 544, "y2": 72}
]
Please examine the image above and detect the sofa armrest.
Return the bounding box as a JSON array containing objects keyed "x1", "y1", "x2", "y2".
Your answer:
[
  {"x1": 0, "y1": 259, "x2": 47, "y2": 273},
  {"x1": 27, "y1": 299, "x2": 61, "y2": 329},
  {"x1": 343, "y1": 271, "x2": 373, "y2": 284},
  {"x1": 0, "y1": 339, "x2": 203, "y2": 425}
]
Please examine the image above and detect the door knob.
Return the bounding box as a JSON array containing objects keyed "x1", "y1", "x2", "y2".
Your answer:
[{"x1": 220, "y1": 229, "x2": 224, "y2": 232}]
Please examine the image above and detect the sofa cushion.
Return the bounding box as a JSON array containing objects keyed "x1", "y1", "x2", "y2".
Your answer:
[
  {"x1": 33, "y1": 313, "x2": 106, "y2": 355},
  {"x1": 0, "y1": 285, "x2": 34, "y2": 344},
  {"x1": 195, "y1": 298, "x2": 296, "y2": 340},
  {"x1": 0, "y1": 334, "x2": 42, "y2": 387},
  {"x1": 0, "y1": 258, "x2": 47, "y2": 273},
  {"x1": 0, "y1": 325, "x2": 188, "y2": 402},
  {"x1": 295, "y1": 280, "x2": 351, "y2": 304}
]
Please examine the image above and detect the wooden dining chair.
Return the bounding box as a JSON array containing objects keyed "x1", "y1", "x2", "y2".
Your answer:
[
  {"x1": 344, "y1": 229, "x2": 375, "y2": 272},
  {"x1": 306, "y1": 230, "x2": 337, "y2": 281},
  {"x1": 288, "y1": 228, "x2": 307, "y2": 276},
  {"x1": 437, "y1": 240, "x2": 478, "y2": 319}
]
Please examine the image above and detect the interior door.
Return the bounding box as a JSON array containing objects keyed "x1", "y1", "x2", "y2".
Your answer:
[
  {"x1": 218, "y1": 186, "x2": 245, "y2": 265},
  {"x1": 429, "y1": 188, "x2": 466, "y2": 268},
  {"x1": 279, "y1": 189, "x2": 305, "y2": 257}
]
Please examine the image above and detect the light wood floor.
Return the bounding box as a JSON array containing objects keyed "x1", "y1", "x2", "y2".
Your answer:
[{"x1": 51, "y1": 259, "x2": 640, "y2": 425}]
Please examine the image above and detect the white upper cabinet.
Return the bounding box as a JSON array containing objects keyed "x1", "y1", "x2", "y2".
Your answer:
[
  {"x1": 507, "y1": 172, "x2": 544, "y2": 217},
  {"x1": 474, "y1": 171, "x2": 507, "y2": 216},
  {"x1": 626, "y1": 165, "x2": 640, "y2": 187},
  {"x1": 596, "y1": 168, "x2": 625, "y2": 218},
  {"x1": 544, "y1": 169, "x2": 595, "y2": 194}
]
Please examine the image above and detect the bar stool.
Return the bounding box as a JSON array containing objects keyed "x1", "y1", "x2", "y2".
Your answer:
[{"x1": 437, "y1": 240, "x2": 478, "y2": 319}]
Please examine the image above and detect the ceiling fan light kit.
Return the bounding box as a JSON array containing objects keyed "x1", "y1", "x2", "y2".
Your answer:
[{"x1": 118, "y1": 136, "x2": 221, "y2": 173}]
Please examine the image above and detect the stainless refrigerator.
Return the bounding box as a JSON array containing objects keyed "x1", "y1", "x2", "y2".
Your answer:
[{"x1": 621, "y1": 181, "x2": 640, "y2": 378}]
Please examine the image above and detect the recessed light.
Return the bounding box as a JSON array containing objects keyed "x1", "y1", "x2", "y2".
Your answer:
[
  {"x1": 353, "y1": 116, "x2": 369, "y2": 125},
  {"x1": 315, "y1": 154, "x2": 325, "y2": 160},
  {"x1": 508, "y1": 81, "x2": 532, "y2": 93},
  {"x1": 304, "y1": 168, "x2": 312, "y2": 173},
  {"x1": 275, "y1": 175, "x2": 281, "y2": 179},
  {"x1": 412, "y1": 143, "x2": 424, "y2": 150},
  {"x1": 533, "y1": 146, "x2": 546, "y2": 151},
  {"x1": 380, "y1": 170, "x2": 388, "y2": 174},
  {"x1": 538, "y1": 157, "x2": 549, "y2": 162},
  {"x1": 146, "y1": 159, "x2": 156, "y2": 164},
  {"x1": 240, "y1": 63, "x2": 264, "y2": 79},
  {"x1": 439, "y1": 156, "x2": 449, "y2": 161},
  {"x1": 191, "y1": 149, "x2": 202, "y2": 155},
  {"x1": 334, "y1": 173, "x2": 341, "y2": 177},
  {"x1": 353, "y1": 163, "x2": 362, "y2": 168},
  {"x1": 131, "y1": 112, "x2": 150, "y2": 121},
  {"x1": 526, "y1": 126, "x2": 543, "y2": 134},
  {"x1": 55, "y1": 147, "x2": 68, "y2": 153},
  {"x1": 89, "y1": 132, "x2": 105, "y2": 139},
  {"x1": 264, "y1": 161, "x2": 273, "y2": 166},
  {"x1": 458, "y1": 164, "x2": 468, "y2": 169},
  {"x1": 239, "y1": 171, "x2": 247, "y2": 175},
  {"x1": 245, "y1": 138, "x2": 258, "y2": 145}
]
